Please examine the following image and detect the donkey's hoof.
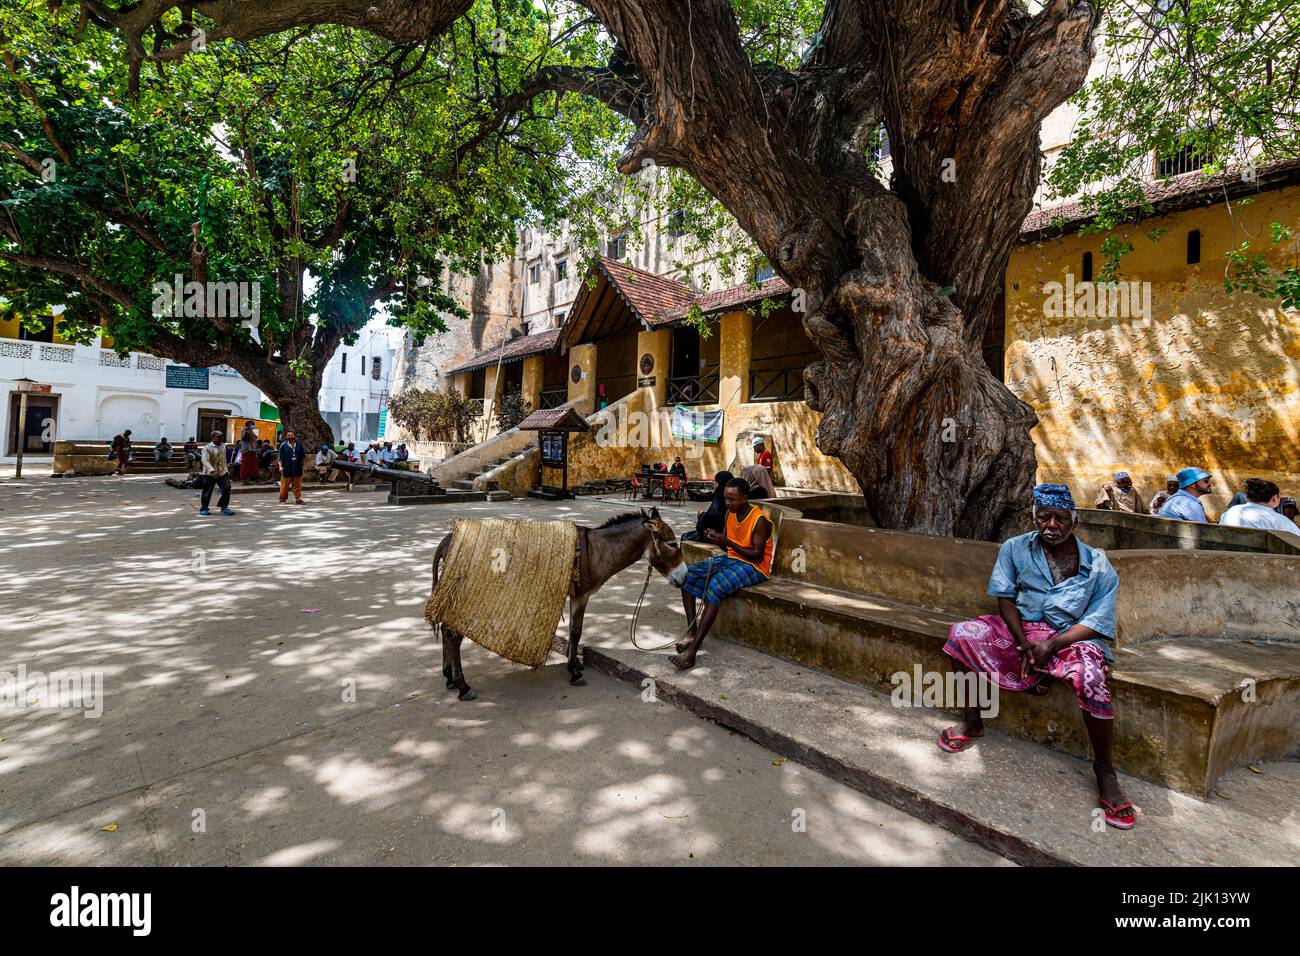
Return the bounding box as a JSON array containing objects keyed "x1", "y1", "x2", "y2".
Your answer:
[
  {"x1": 569, "y1": 673, "x2": 588, "y2": 687},
  {"x1": 458, "y1": 688, "x2": 478, "y2": 702}
]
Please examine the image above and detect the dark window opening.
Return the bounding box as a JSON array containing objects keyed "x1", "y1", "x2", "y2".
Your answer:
[
  {"x1": 18, "y1": 315, "x2": 55, "y2": 343},
  {"x1": 667, "y1": 210, "x2": 687, "y2": 239},
  {"x1": 1081, "y1": 252, "x2": 1094, "y2": 283},
  {"x1": 372, "y1": 356, "x2": 382, "y2": 380},
  {"x1": 1187, "y1": 229, "x2": 1201, "y2": 264},
  {"x1": 555, "y1": 258, "x2": 568, "y2": 281},
  {"x1": 339, "y1": 396, "x2": 344, "y2": 413},
  {"x1": 606, "y1": 233, "x2": 626, "y2": 260},
  {"x1": 1156, "y1": 142, "x2": 1207, "y2": 178},
  {"x1": 361, "y1": 355, "x2": 367, "y2": 376},
  {"x1": 341, "y1": 352, "x2": 347, "y2": 373}
]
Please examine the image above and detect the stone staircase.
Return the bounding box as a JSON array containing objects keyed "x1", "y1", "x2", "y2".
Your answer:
[{"x1": 446, "y1": 454, "x2": 515, "y2": 491}]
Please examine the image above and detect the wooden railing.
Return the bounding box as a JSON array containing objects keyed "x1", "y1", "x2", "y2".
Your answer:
[
  {"x1": 666, "y1": 367, "x2": 720, "y2": 406},
  {"x1": 749, "y1": 366, "x2": 805, "y2": 403}
]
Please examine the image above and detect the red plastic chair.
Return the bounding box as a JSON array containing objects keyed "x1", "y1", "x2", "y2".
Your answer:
[
  {"x1": 661, "y1": 475, "x2": 684, "y2": 505},
  {"x1": 626, "y1": 475, "x2": 644, "y2": 500}
]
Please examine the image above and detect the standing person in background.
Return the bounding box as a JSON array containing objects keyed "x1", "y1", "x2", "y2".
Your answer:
[
  {"x1": 1094, "y1": 472, "x2": 1146, "y2": 514},
  {"x1": 752, "y1": 436, "x2": 773, "y2": 470},
  {"x1": 238, "y1": 421, "x2": 260, "y2": 484},
  {"x1": 1149, "y1": 477, "x2": 1179, "y2": 514},
  {"x1": 278, "y1": 429, "x2": 307, "y2": 505},
  {"x1": 199, "y1": 430, "x2": 235, "y2": 516},
  {"x1": 183, "y1": 437, "x2": 201, "y2": 473},
  {"x1": 1157, "y1": 468, "x2": 1214, "y2": 522},
  {"x1": 112, "y1": 429, "x2": 133, "y2": 475}
]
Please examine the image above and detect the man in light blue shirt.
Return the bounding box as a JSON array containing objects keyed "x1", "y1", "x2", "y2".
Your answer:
[
  {"x1": 940, "y1": 483, "x2": 1134, "y2": 830},
  {"x1": 1157, "y1": 467, "x2": 1213, "y2": 522}
]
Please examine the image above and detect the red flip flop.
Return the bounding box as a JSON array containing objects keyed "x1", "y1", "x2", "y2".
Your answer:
[
  {"x1": 1099, "y1": 797, "x2": 1137, "y2": 830},
  {"x1": 937, "y1": 729, "x2": 977, "y2": 753}
]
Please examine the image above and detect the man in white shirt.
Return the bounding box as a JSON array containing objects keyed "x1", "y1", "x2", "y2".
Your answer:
[
  {"x1": 1220, "y1": 478, "x2": 1298, "y2": 533},
  {"x1": 314, "y1": 443, "x2": 341, "y2": 483},
  {"x1": 364, "y1": 442, "x2": 382, "y2": 465},
  {"x1": 379, "y1": 442, "x2": 396, "y2": 465}
]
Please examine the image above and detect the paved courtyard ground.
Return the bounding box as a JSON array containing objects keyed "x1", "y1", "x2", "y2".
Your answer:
[{"x1": 0, "y1": 473, "x2": 1009, "y2": 866}]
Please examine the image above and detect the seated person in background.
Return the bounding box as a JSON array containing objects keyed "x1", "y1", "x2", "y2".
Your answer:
[
  {"x1": 1220, "y1": 478, "x2": 1298, "y2": 533},
  {"x1": 669, "y1": 456, "x2": 687, "y2": 478},
  {"x1": 1157, "y1": 467, "x2": 1213, "y2": 522},
  {"x1": 1149, "y1": 476, "x2": 1179, "y2": 514},
  {"x1": 343, "y1": 441, "x2": 358, "y2": 462},
  {"x1": 183, "y1": 437, "x2": 201, "y2": 472},
  {"x1": 681, "y1": 470, "x2": 733, "y2": 542},
  {"x1": 257, "y1": 439, "x2": 276, "y2": 472},
  {"x1": 380, "y1": 442, "x2": 396, "y2": 465},
  {"x1": 1227, "y1": 491, "x2": 1249, "y2": 508},
  {"x1": 314, "y1": 443, "x2": 341, "y2": 483},
  {"x1": 154, "y1": 437, "x2": 173, "y2": 461},
  {"x1": 752, "y1": 436, "x2": 773, "y2": 469},
  {"x1": 1094, "y1": 471, "x2": 1145, "y2": 513},
  {"x1": 939, "y1": 483, "x2": 1133, "y2": 830},
  {"x1": 672, "y1": 477, "x2": 774, "y2": 672},
  {"x1": 739, "y1": 462, "x2": 776, "y2": 500},
  {"x1": 1278, "y1": 497, "x2": 1298, "y2": 524},
  {"x1": 395, "y1": 443, "x2": 410, "y2": 463}
]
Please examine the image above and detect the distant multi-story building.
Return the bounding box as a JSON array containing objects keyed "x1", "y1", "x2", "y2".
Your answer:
[{"x1": 319, "y1": 317, "x2": 400, "y2": 445}]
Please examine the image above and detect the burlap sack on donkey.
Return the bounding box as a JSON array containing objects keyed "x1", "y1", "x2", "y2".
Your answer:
[{"x1": 426, "y1": 518, "x2": 578, "y2": 667}]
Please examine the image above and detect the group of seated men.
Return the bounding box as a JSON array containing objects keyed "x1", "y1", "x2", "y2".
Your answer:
[
  {"x1": 671, "y1": 476, "x2": 1162, "y2": 832},
  {"x1": 1096, "y1": 468, "x2": 1298, "y2": 532}
]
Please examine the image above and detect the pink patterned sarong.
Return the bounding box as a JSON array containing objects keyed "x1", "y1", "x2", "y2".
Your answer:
[{"x1": 942, "y1": 615, "x2": 1113, "y2": 719}]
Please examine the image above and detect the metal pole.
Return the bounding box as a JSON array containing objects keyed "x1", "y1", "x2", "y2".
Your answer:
[{"x1": 14, "y1": 390, "x2": 28, "y2": 479}]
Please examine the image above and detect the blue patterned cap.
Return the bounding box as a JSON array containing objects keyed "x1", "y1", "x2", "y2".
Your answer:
[
  {"x1": 1032, "y1": 483, "x2": 1075, "y2": 511},
  {"x1": 1114, "y1": 471, "x2": 1130, "y2": 480}
]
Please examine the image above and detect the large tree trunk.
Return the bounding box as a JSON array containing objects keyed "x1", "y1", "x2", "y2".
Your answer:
[{"x1": 575, "y1": 0, "x2": 1099, "y2": 539}]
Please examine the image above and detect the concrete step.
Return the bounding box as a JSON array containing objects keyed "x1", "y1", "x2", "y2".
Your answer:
[
  {"x1": 578, "y1": 622, "x2": 1299, "y2": 867},
  {"x1": 695, "y1": 560, "x2": 1300, "y2": 797}
]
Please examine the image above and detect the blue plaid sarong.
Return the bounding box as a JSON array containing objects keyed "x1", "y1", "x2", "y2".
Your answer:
[{"x1": 681, "y1": 555, "x2": 766, "y2": 607}]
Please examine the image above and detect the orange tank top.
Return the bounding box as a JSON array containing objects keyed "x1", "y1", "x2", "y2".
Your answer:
[{"x1": 727, "y1": 505, "x2": 774, "y2": 577}]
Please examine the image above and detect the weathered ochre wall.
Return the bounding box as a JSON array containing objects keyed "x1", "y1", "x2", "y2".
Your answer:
[
  {"x1": 1006, "y1": 183, "x2": 1300, "y2": 513},
  {"x1": 484, "y1": 381, "x2": 857, "y2": 496}
]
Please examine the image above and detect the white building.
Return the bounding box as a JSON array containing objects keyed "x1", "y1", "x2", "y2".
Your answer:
[
  {"x1": 1, "y1": 312, "x2": 264, "y2": 463},
  {"x1": 319, "y1": 318, "x2": 400, "y2": 445}
]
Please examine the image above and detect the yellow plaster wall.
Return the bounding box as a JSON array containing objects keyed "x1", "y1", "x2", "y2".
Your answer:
[{"x1": 1006, "y1": 184, "x2": 1300, "y2": 514}]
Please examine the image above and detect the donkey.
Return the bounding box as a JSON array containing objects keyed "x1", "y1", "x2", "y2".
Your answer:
[{"x1": 430, "y1": 508, "x2": 687, "y2": 700}]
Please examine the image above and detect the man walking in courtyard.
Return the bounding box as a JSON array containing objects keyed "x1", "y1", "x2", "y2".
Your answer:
[
  {"x1": 279, "y1": 429, "x2": 307, "y2": 504},
  {"x1": 199, "y1": 430, "x2": 235, "y2": 516},
  {"x1": 1157, "y1": 467, "x2": 1213, "y2": 522},
  {"x1": 1094, "y1": 471, "x2": 1145, "y2": 513}
]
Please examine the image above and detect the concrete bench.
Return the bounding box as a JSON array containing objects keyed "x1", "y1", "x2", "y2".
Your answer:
[{"x1": 682, "y1": 513, "x2": 1300, "y2": 796}]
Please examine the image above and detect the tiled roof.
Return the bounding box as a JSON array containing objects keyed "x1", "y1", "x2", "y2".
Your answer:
[
  {"x1": 1020, "y1": 159, "x2": 1300, "y2": 241},
  {"x1": 666, "y1": 276, "x2": 791, "y2": 320},
  {"x1": 597, "y1": 257, "x2": 695, "y2": 325},
  {"x1": 517, "y1": 406, "x2": 589, "y2": 432},
  {"x1": 446, "y1": 328, "x2": 561, "y2": 376}
]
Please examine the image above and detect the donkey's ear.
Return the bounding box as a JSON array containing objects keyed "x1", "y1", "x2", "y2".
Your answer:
[{"x1": 650, "y1": 506, "x2": 660, "y2": 519}]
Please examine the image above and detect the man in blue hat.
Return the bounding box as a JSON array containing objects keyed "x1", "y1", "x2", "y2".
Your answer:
[{"x1": 1157, "y1": 467, "x2": 1213, "y2": 522}]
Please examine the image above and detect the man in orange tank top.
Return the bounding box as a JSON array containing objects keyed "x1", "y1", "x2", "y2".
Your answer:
[{"x1": 673, "y1": 476, "x2": 774, "y2": 670}]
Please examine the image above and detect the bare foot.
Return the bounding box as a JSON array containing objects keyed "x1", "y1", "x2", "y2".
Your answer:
[
  {"x1": 669, "y1": 651, "x2": 697, "y2": 670},
  {"x1": 675, "y1": 628, "x2": 697, "y2": 654}
]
